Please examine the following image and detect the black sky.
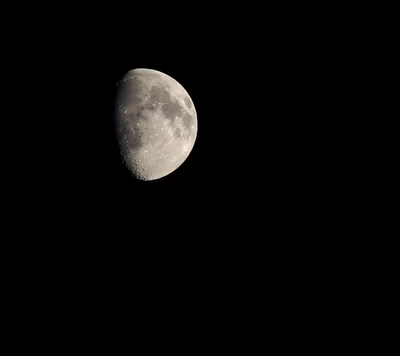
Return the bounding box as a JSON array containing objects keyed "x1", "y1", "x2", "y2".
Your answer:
[
  {"x1": 5, "y1": 5, "x2": 346, "y2": 262},
  {"x1": 0, "y1": 6, "x2": 371, "y2": 337}
]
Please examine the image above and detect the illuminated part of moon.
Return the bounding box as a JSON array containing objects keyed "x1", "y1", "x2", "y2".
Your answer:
[{"x1": 114, "y1": 68, "x2": 198, "y2": 180}]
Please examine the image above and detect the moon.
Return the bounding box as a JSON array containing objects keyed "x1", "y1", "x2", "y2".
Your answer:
[{"x1": 114, "y1": 68, "x2": 198, "y2": 180}]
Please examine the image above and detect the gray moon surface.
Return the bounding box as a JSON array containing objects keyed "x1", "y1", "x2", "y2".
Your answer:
[{"x1": 114, "y1": 68, "x2": 197, "y2": 180}]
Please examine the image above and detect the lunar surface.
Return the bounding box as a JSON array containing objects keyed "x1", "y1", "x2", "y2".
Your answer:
[{"x1": 114, "y1": 68, "x2": 197, "y2": 180}]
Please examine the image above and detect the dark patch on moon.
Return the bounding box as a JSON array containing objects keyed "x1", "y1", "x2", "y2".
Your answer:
[
  {"x1": 182, "y1": 113, "x2": 193, "y2": 131},
  {"x1": 184, "y1": 96, "x2": 192, "y2": 108},
  {"x1": 150, "y1": 85, "x2": 185, "y2": 121},
  {"x1": 162, "y1": 100, "x2": 184, "y2": 121},
  {"x1": 150, "y1": 85, "x2": 170, "y2": 103}
]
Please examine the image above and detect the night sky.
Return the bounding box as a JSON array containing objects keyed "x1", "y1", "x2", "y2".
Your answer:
[
  {"x1": 0, "y1": 7, "x2": 364, "y2": 336},
  {"x1": 7, "y1": 4, "x2": 345, "y2": 272}
]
